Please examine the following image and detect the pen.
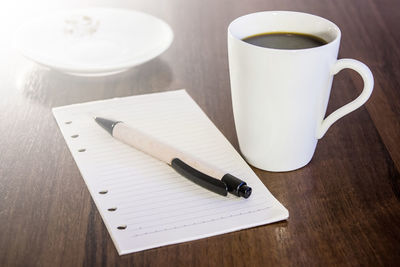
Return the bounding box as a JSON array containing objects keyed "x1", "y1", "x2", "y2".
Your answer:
[{"x1": 94, "y1": 117, "x2": 252, "y2": 198}]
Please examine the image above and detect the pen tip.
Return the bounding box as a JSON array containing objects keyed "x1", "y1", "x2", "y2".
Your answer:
[{"x1": 94, "y1": 117, "x2": 121, "y2": 136}]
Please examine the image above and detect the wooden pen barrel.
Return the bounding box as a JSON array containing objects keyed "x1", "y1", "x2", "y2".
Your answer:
[{"x1": 113, "y1": 122, "x2": 226, "y2": 179}]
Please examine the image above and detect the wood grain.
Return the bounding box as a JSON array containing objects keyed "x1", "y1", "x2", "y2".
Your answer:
[{"x1": 1, "y1": 0, "x2": 399, "y2": 266}]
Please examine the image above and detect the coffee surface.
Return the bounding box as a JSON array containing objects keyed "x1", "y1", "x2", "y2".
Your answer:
[{"x1": 242, "y1": 32, "x2": 327, "y2": 49}]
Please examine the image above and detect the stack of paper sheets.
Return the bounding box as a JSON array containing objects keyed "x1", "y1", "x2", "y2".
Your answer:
[{"x1": 52, "y1": 89, "x2": 288, "y2": 255}]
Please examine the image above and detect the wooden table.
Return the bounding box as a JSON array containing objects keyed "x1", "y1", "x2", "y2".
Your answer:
[{"x1": 1, "y1": 0, "x2": 399, "y2": 266}]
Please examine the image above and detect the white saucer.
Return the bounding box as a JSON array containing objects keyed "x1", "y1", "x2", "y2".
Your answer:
[{"x1": 15, "y1": 8, "x2": 174, "y2": 76}]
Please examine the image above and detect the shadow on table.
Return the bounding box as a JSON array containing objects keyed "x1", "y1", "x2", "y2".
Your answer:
[{"x1": 16, "y1": 57, "x2": 174, "y2": 107}]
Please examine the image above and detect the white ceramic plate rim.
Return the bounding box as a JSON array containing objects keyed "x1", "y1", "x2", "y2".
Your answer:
[{"x1": 15, "y1": 8, "x2": 174, "y2": 74}]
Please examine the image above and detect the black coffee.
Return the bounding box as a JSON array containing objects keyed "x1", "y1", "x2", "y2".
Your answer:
[{"x1": 242, "y1": 32, "x2": 327, "y2": 49}]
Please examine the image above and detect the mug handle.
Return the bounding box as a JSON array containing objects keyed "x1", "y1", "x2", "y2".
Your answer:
[{"x1": 316, "y1": 58, "x2": 374, "y2": 139}]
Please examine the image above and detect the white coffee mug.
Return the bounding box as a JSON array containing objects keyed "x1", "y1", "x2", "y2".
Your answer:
[{"x1": 228, "y1": 11, "x2": 373, "y2": 172}]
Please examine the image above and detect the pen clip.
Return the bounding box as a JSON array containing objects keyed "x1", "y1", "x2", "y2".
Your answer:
[{"x1": 171, "y1": 158, "x2": 228, "y2": 196}]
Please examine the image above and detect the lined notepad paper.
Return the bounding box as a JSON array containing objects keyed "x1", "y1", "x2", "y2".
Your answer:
[{"x1": 52, "y1": 89, "x2": 288, "y2": 255}]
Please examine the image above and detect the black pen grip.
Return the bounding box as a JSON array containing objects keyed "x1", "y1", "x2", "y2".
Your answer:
[{"x1": 171, "y1": 158, "x2": 228, "y2": 196}]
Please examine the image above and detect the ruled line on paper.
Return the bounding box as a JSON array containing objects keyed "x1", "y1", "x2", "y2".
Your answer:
[
  {"x1": 129, "y1": 206, "x2": 272, "y2": 238},
  {"x1": 126, "y1": 202, "x2": 269, "y2": 228},
  {"x1": 123, "y1": 199, "x2": 267, "y2": 225},
  {"x1": 117, "y1": 190, "x2": 221, "y2": 215}
]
